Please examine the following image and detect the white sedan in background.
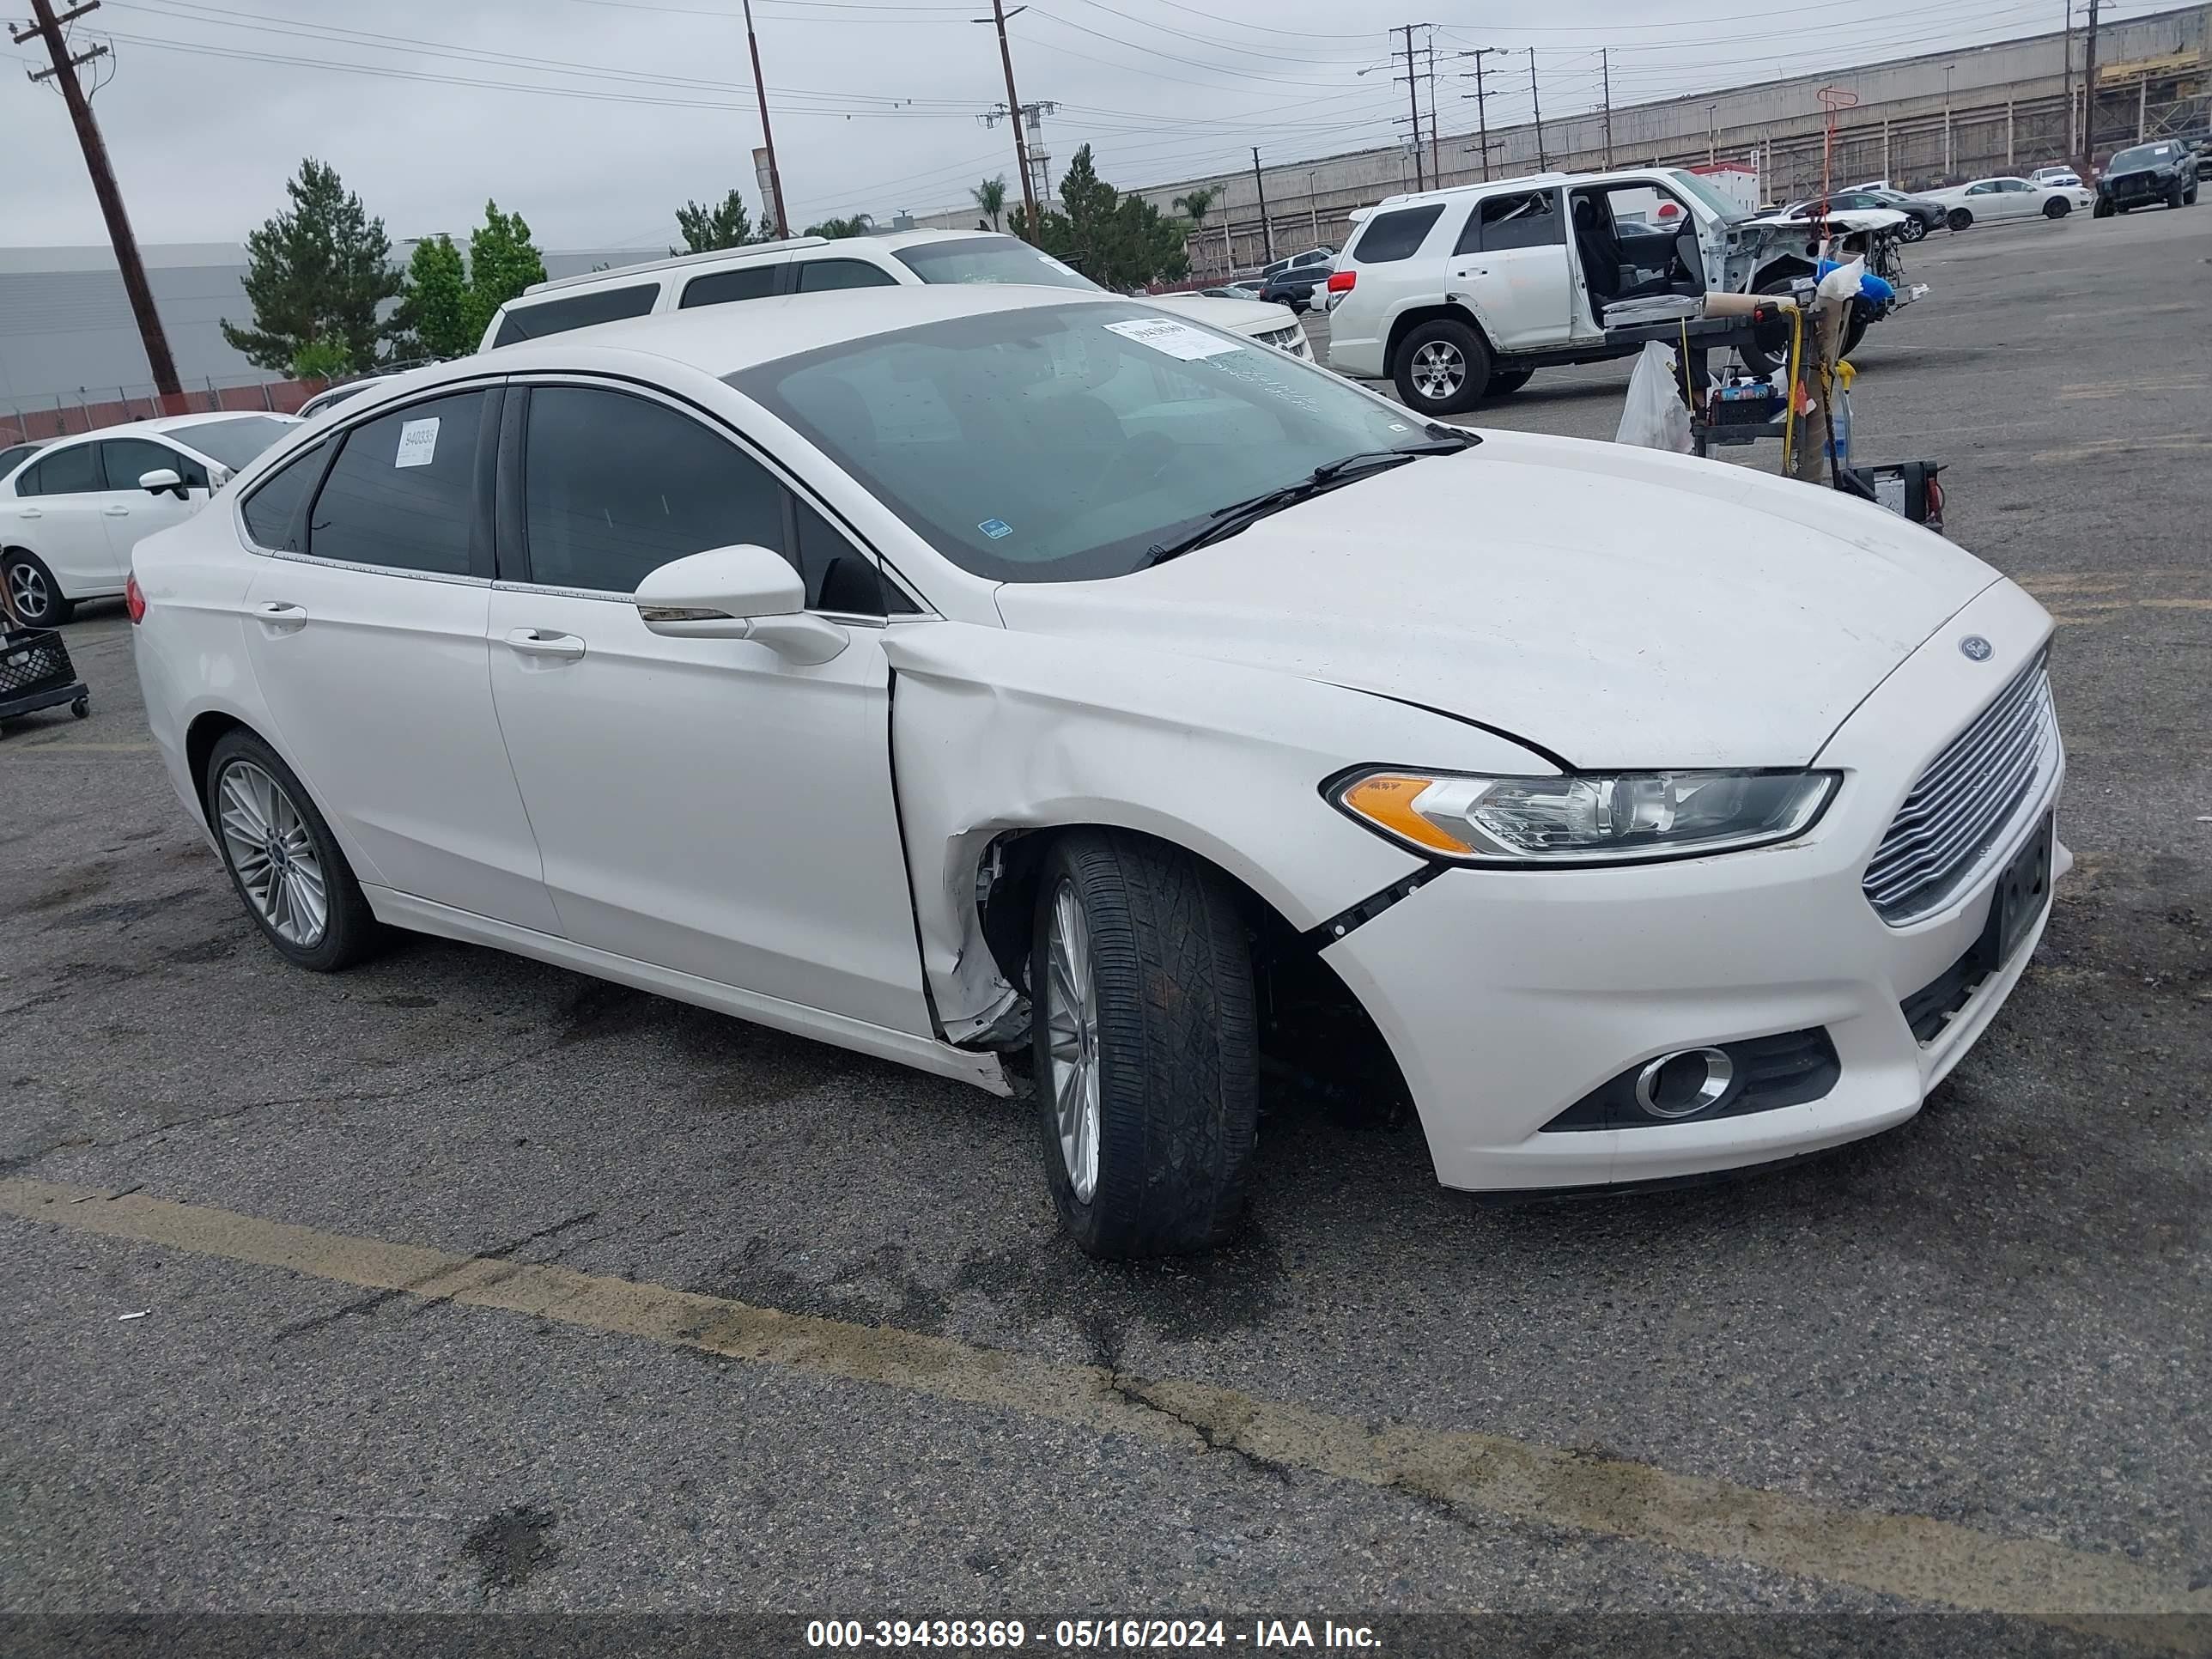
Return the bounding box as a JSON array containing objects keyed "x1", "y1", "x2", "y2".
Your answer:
[
  {"x1": 131, "y1": 286, "x2": 2064, "y2": 1257},
  {"x1": 4, "y1": 412, "x2": 298, "y2": 627},
  {"x1": 1922, "y1": 175, "x2": 2096, "y2": 228}
]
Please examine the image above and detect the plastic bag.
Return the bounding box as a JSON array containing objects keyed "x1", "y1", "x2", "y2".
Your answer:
[
  {"x1": 1613, "y1": 340, "x2": 1693, "y2": 453},
  {"x1": 1815, "y1": 256, "x2": 1866, "y2": 301}
]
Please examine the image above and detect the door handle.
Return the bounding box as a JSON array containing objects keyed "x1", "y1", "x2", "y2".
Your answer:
[
  {"x1": 254, "y1": 601, "x2": 307, "y2": 635},
  {"x1": 103, "y1": 504, "x2": 131, "y2": 517},
  {"x1": 17, "y1": 507, "x2": 40, "y2": 519},
  {"x1": 1452, "y1": 266, "x2": 1490, "y2": 279},
  {"x1": 505, "y1": 628, "x2": 586, "y2": 660}
]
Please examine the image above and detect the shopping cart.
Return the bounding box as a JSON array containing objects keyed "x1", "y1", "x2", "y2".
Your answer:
[{"x1": 0, "y1": 627, "x2": 90, "y2": 733}]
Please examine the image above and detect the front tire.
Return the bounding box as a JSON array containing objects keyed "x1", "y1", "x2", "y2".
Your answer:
[
  {"x1": 2094, "y1": 197, "x2": 2114, "y2": 218},
  {"x1": 1030, "y1": 830, "x2": 1257, "y2": 1260},
  {"x1": 1948, "y1": 207, "x2": 1973, "y2": 231},
  {"x1": 204, "y1": 729, "x2": 381, "y2": 972},
  {"x1": 2169, "y1": 182, "x2": 2187, "y2": 209},
  {"x1": 3, "y1": 550, "x2": 71, "y2": 628},
  {"x1": 2044, "y1": 196, "x2": 2070, "y2": 218},
  {"x1": 1900, "y1": 216, "x2": 1927, "y2": 242},
  {"x1": 1392, "y1": 318, "x2": 1491, "y2": 416}
]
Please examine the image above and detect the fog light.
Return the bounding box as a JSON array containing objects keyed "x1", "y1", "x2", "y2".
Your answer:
[{"x1": 1632, "y1": 1048, "x2": 1735, "y2": 1119}]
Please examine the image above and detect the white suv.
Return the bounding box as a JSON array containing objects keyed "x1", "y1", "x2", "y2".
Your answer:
[
  {"x1": 483, "y1": 229, "x2": 1310, "y2": 360},
  {"x1": 1325, "y1": 167, "x2": 1915, "y2": 414}
]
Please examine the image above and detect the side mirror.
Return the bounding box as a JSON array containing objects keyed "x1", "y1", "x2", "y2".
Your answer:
[
  {"x1": 138, "y1": 467, "x2": 185, "y2": 499},
  {"x1": 635, "y1": 544, "x2": 848, "y2": 665}
]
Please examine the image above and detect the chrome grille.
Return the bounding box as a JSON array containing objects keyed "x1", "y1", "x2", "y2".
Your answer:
[
  {"x1": 1257, "y1": 325, "x2": 1306, "y2": 355},
  {"x1": 1863, "y1": 657, "x2": 2057, "y2": 924}
]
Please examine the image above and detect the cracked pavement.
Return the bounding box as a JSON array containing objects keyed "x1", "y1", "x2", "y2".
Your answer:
[{"x1": 2, "y1": 206, "x2": 2207, "y2": 1630}]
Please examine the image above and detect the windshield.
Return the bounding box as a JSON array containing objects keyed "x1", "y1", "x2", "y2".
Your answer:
[
  {"x1": 2110, "y1": 143, "x2": 2179, "y2": 170},
  {"x1": 731, "y1": 301, "x2": 1447, "y2": 584},
  {"x1": 892, "y1": 236, "x2": 1100, "y2": 293},
  {"x1": 1666, "y1": 169, "x2": 1745, "y2": 222},
  {"x1": 177, "y1": 416, "x2": 295, "y2": 469}
]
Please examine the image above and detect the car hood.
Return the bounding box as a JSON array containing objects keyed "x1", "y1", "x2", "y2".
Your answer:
[
  {"x1": 991, "y1": 429, "x2": 2003, "y2": 769},
  {"x1": 1741, "y1": 206, "x2": 1909, "y2": 234},
  {"x1": 1146, "y1": 293, "x2": 1300, "y2": 336}
]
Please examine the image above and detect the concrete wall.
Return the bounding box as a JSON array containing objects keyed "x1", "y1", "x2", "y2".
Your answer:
[{"x1": 918, "y1": 4, "x2": 2207, "y2": 273}]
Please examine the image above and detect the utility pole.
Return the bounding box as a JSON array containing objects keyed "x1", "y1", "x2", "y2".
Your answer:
[
  {"x1": 1250, "y1": 147, "x2": 1274, "y2": 263},
  {"x1": 2062, "y1": 0, "x2": 2074, "y2": 159},
  {"x1": 2078, "y1": 0, "x2": 2101, "y2": 176},
  {"x1": 1399, "y1": 25, "x2": 1425, "y2": 191},
  {"x1": 978, "y1": 0, "x2": 1040, "y2": 240},
  {"x1": 1423, "y1": 35, "x2": 1441, "y2": 185},
  {"x1": 739, "y1": 0, "x2": 788, "y2": 236},
  {"x1": 1601, "y1": 49, "x2": 1613, "y2": 168},
  {"x1": 14, "y1": 0, "x2": 182, "y2": 410},
  {"x1": 1457, "y1": 47, "x2": 1501, "y2": 181},
  {"x1": 1528, "y1": 49, "x2": 1546, "y2": 172}
]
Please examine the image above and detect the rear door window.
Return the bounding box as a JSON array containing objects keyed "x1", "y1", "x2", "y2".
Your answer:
[
  {"x1": 1457, "y1": 191, "x2": 1563, "y2": 253},
  {"x1": 794, "y1": 258, "x2": 900, "y2": 293},
  {"x1": 492, "y1": 284, "x2": 659, "y2": 346},
  {"x1": 1351, "y1": 204, "x2": 1445, "y2": 264},
  {"x1": 17, "y1": 443, "x2": 102, "y2": 496},
  {"x1": 679, "y1": 264, "x2": 781, "y2": 308},
  {"x1": 240, "y1": 441, "x2": 327, "y2": 552},
  {"x1": 307, "y1": 390, "x2": 491, "y2": 576}
]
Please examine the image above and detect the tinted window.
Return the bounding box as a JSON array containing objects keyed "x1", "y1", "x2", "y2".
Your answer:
[
  {"x1": 520, "y1": 386, "x2": 783, "y2": 594},
  {"x1": 240, "y1": 441, "x2": 325, "y2": 551},
  {"x1": 1352, "y1": 204, "x2": 1444, "y2": 264},
  {"x1": 1999, "y1": 179, "x2": 2033, "y2": 192},
  {"x1": 679, "y1": 264, "x2": 781, "y2": 308},
  {"x1": 492, "y1": 284, "x2": 658, "y2": 346},
  {"x1": 2112, "y1": 143, "x2": 2179, "y2": 169},
  {"x1": 1459, "y1": 191, "x2": 1562, "y2": 253},
  {"x1": 308, "y1": 391, "x2": 487, "y2": 575},
  {"x1": 19, "y1": 443, "x2": 101, "y2": 496},
  {"x1": 892, "y1": 236, "x2": 1097, "y2": 291},
  {"x1": 101, "y1": 438, "x2": 208, "y2": 493},
  {"x1": 174, "y1": 416, "x2": 293, "y2": 470},
  {"x1": 795, "y1": 258, "x2": 899, "y2": 293},
  {"x1": 0, "y1": 442, "x2": 44, "y2": 477}
]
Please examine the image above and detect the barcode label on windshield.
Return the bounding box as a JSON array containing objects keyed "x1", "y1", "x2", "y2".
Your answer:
[{"x1": 1103, "y1": 317, "x2": 1245, "y2": 362}]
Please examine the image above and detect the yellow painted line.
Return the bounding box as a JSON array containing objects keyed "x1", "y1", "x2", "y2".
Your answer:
[{"x1": 4, "y1": 1178, "x2": 2210, "y2": 1632}]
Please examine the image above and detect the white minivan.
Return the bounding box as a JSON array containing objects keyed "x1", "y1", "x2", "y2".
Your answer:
[
  {"x1": 482, "y1": 228, "x2": 1312, "y2": 361},
  {"x1": 1325, "y1": 166, "x2": 1916, "y2": 414},
  {"x1": 3, "y1": 413, "x2": 298, "y2": 627}
]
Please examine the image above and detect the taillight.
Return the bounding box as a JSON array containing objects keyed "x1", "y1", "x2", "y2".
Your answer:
[
  {"x1": 1326, "y1": 270, "x2": 1356, "y2": 293},
  {"x1": 125, "y1": 573, "x2": 146, "y2": 623}
]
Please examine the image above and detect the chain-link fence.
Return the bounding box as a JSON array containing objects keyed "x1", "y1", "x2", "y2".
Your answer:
[{"x1": 0, "y1": 374, "x2": 325, "y2": 447}]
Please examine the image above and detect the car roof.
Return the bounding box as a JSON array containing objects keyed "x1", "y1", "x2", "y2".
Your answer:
[
  {"x1": 39, "y1": 410, "x2": 297, "y2": 449},
  {"x1": 520, "y1": 228, "x2": 1022, "y2": 298},
  {"x1": 453, "y1": 283, "x2": 1128, "y2": 383}
]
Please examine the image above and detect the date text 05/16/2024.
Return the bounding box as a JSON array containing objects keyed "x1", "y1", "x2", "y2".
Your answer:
[{"x1": 805, "y1": 1620, "x2": 1381, "y2": 1650}]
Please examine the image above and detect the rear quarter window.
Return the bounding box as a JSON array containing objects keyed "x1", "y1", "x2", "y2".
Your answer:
[
  {"x1": 1351, "y1": 204, "x2": 1445, "y2": 264},
  {"x1": 492, "y1": 283, "x2": 659, "y2": 346}
]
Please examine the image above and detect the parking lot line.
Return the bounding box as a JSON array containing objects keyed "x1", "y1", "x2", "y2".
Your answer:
[{"x1": 6, "y1": 1175, "x2": 2209, "y2": 1628}]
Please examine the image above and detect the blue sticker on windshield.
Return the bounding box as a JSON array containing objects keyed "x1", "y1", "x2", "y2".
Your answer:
[{"x1": 979, "y1": 519, "x2": 1012, "y2": 540}]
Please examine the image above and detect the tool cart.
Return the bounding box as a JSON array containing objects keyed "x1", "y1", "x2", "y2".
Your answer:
[{"x1": 0, "y1": 625, "x2": 90, "y2": 735}]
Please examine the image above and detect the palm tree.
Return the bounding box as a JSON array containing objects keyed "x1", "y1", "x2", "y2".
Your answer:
[
  {"x1": 972, "y1": 175, "x2": 1008, "y2": 233},
  {"x1": 1172, "y1": 185, "x2": 1221, "y2": 276}
]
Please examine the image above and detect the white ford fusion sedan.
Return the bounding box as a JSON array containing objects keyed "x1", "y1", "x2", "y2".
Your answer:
[{"x1": 130, "y1": 284, "x2": 2065, "y2": 1258}]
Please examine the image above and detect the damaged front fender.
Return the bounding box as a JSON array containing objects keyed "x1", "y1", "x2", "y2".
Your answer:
[{"x1": 880, "y1": 619, "x2": 1553, "y2": 1041}]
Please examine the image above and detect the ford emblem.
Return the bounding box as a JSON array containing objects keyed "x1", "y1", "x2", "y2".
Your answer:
[{"x1": 1960, "y1": 635, "x2": 1993, "y2": 661}]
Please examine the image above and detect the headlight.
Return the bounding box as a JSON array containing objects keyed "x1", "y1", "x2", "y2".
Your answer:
[{"x1": 1330, "y1": 768, "x2": 1838, "y2": 865}]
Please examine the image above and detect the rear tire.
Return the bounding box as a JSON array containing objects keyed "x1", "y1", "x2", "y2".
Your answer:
[
  {"x1": 3, "y1": 549, "x2": 71, "y2": 628},
  {"x1": 1734, "y1": 275, "x2": 1811, "y2": 378},
  {"x1": 204, "y1": 728, "x2": 382, "y2": 973},
  {"x1": 1392, "y1": 318, "x2": 1491, "y2": 416},
  {"x1": 1484, "y1": 367, "x2": 1534, "y2": 398},
  {"x1": 1030, "y1": 830, "x2": 1257, "y2": 1260},
  {"x1": 1947, "y1": 207, "x2": 1973, "y2": 231},
  {"x1": 2044, "y1": 197, "x2": 2070, "y2": 218}
]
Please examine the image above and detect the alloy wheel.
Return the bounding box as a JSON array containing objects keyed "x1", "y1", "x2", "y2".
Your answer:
[
  {"x1": 216, "y1": 759, "x2": 329, "y2": 947},
  {"x1": 1043, "y1": 878, "x2": 1101, "y2": 1204},
  {"x1": 1410, "y1": 341, "x2": 1466, "y2": 403},
  {"x1": 7, "y1": 561, "x2": 50, "y2": 624}
]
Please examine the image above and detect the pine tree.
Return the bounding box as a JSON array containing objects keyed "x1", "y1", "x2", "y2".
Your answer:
[
  {"x1": 1034, "y1": 146, "x2": 1189, "y2": 291},
  {"x1": 464, "y1": 202, "x2": 547, "y2": 341},
  {"x1": 222, "y1": 158, "x2": 403, "y2": 374},
  {"x1": 389, "y1": 234, "x2": 474, "y2": 362},
  {"x1": 674, "y1": 189, "x2": 756, "y2": 254}
]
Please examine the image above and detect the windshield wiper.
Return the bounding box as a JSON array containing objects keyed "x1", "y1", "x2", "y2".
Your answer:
[{"x1": 1145, "y1": 432, "x2": 1478, "y2": 568}]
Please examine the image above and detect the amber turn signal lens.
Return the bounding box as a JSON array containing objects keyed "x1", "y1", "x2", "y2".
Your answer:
[{"x1": 1339, "y1": 773, "x2": 1473, "y2": 855}]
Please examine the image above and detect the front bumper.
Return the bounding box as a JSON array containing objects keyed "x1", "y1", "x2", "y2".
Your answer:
[
  {"x1": 2102, "y1": 175, "x2": 2178, "y2": 205},
  {"x1": 1322, "y1": 580, "x2": 2066, "y2": 1193}
]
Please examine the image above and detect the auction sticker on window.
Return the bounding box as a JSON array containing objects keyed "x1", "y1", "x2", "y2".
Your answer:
[
  {"x1": 1103, "y1": 317, "x2": 1244, "y2": 362},
  {"x1": 393, "y1": 418, "x2": 440, "y2": 469}
]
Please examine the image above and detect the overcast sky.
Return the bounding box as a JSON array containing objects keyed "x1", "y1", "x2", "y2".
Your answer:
[{"x1": 3, "y1": 0, "x2": 2160, "y2": 252}]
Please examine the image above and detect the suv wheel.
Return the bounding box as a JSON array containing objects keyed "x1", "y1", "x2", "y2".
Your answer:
[
  {"x1": 2094, "y1": 197, "x2": 2114, "y2": 218},
  {"x1": 2168, "y1": 180, "x2": 2187, "y2": 209},
  {"x1": 3, "y1": 550, "x2": 70, "y2": 628},
  {"x1": 1393, "y1": 319, "x2": 1491, "y2": 416},
  {"x1": 1030, "y1": 830, "x2": 1257, "y2": 1260},
  {"x1": 1899, "y1": 217, "x2": 1927, "y2": 242}
]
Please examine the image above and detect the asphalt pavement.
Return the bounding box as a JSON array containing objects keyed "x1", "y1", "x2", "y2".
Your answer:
[{"x1": 3, "y1": 204, "x2": 2208, "y2": 1646}]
